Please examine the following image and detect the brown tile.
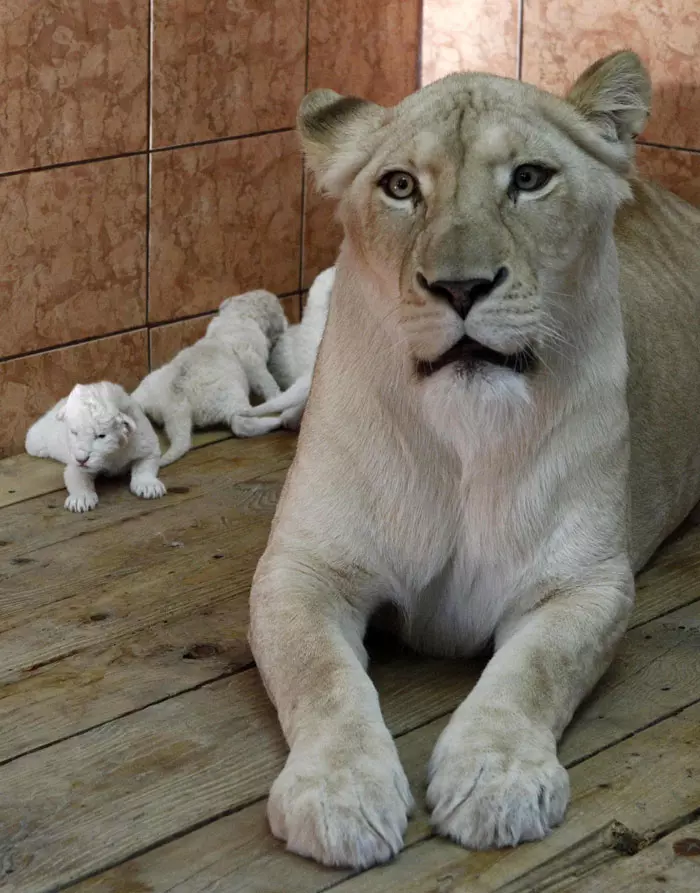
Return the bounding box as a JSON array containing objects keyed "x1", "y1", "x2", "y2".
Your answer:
[
  {"x1": 307, "y1": 0, "x2": 420, "y2": 105},
  {"x1": 149, "y1": 131, "x2": 302, "y2": 323},
  {"x1": 149, "y1": 315, "x2": 213, "y2": 369},
  {"x1": 0, "y1": 1, "x2": 148, "y2": 173},
  {"x1": 521, "y1": 0, "x2": 700, "y2": 149},
  {"x1": 637, "y1": 145, "x2": 700, "y2": 208},
  {"x1": 0, "y1": 157, "x2": 147, "y2": 359},
  {"x1": 302, "y1": 184, "x2": 341, "y2": 288},
  {"x1": 152, "y1": 0, "x2": 306, "y2": 148},
  {"x1": 150, "y1": 296, "x2": 299, "y2": 369},
  {"x1": 281, "y1": 294, "x2": 301, "y2": 325},
  {"x1": 0, "y1": 330, "x2": 147, "y2": 458},
  {"x1": 421, "y1": 0, "x2": 519, "y2": 85}
]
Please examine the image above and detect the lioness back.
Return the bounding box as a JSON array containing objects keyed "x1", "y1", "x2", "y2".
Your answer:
[{"x1": 617, "y1": 180, "x2": 700, "y2": 565}]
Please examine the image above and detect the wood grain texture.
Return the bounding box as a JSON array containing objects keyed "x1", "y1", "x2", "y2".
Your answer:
[
  {"x1": 60, "y1": 636, "x2": 700, "y2": 893},
  {"x1": 0, "y1": 429, "x2": 234, "y2": 509}
]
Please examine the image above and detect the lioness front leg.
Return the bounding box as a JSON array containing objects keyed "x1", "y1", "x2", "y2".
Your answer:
[
  {"x1": 428, "y1": 568, "x2": 633, "y2": 849},
  {"x1": 249, "y1": 557, "x2": 413, "y2": 869}
]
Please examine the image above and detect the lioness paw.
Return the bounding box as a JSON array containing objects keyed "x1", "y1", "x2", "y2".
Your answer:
[
  {"x1": 268, "y1": 736, "x2": 412, "y2": 869},
  {"x1": 65, "y1": 491, "x2": 99, "y2": 513},
  {"x1": 131, "y1": 478, "x2": 167, "y2": 499},
  {"x1": 427, "y1": 718, "x2": 569, "y2": 849}
]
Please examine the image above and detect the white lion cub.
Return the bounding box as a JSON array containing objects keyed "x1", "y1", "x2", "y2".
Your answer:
[
  {"x1": 133, "y1": 289, "x2": 286, "y2": 465},
  {"x1": 25, "y1": 381, "x2": 166, "y2": 512},
  {"x1": 243, "y1": 267, "x2": 335, "y2": 430}
]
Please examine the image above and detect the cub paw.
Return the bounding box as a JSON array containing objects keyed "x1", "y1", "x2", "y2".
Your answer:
[
  {"x1": 268, "y1": 734, "x2": 412, "y2": 869},
  {"x1": 131, "y1": 478, "x2": 167, "y2": 500},
  {"x1": 427, "y1": 716, "x2": 569, "y2": 849},
  {"x1": 65, "y1": 491, "x2": 99, "y2": 513}
]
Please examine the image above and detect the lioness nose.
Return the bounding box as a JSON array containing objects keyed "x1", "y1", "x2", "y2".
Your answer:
[{"x1": 423, "y1": 267, "x2": 509, "y2": 318}]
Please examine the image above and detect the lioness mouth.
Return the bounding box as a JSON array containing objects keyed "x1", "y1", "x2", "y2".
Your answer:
[{"x1": 415, "y1": 337, "x2": 537, "y2": 379}]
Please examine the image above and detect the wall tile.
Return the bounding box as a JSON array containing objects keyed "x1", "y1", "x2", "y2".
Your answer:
[
  {"x1": 637, "y1": 145, "x2": 700, "y2": 208},
  {"x1": 0, "y1": 0, "x2": 148, "y2": 174},
  {"x1": 302, "y1": 184, "x2": 340, "y2": 289},
  {"x1": 308, "y1": 0, "x2": 420, "y2": 105},
  {"x1": 150, "y1": 295, "x2": 300, "y2": 370},
  {"x1": 521, "y1": 0, "x2": 700, "y2": 150},
  {"x1": 149, "y1": 131, "x2": 302, "y2": 323},
  {"x1": 0, "y1": 156, "x2": 147, "y2": 359},
  {"x1": 0, "y1": 330, "x2": 147, "y2": 459},
  {"x1": 280, "y1": 293, "x2": 301, "y2": 325},
  {"x1": 152, "y1": 0, "x2": 306, "y2": 148},
  {"x1": 149, "y1": 315, "x2": 213, "y2": 369},
  {"x1": 421, "y1": 0, "x2": 519, "y2": 85}
]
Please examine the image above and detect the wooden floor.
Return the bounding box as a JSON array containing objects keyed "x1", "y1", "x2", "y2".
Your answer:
[{"x1": 1, "y1": 432, "x2": 699, "y2": 893}]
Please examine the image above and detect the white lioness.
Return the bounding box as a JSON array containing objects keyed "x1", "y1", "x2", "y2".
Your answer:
[{"x1": 249, "y1": 52, "x2": 700, "y2": 869}]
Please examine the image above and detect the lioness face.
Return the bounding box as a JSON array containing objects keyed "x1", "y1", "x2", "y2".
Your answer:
[{"x1": 299, "y1": 55, "x2": 650, "y2": 377}]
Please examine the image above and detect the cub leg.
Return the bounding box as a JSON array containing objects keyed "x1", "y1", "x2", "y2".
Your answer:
[
  {"x1": 249, "y1": 556, "x2": 412, "y2": 869},
  {"x1": 64, "y1": 464, "x2": 99, "y2": 513},
  {"x1": 130, "y1": 457, "x2": 167, "y2": 499},
  {"x1": 428, "y1": 566, "x2": 633, "y2": 849}
]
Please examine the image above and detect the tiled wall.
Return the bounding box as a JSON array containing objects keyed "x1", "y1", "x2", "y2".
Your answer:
[
  {"x1": 422, "y1": 0, "x2": 700, "y2": 206},
  {"x1": 0, "y1": 0, "x2": 420, "y2": 458}
]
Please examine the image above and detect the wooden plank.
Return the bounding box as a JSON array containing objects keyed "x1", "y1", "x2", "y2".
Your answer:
[
  {"x1": 0, "y1": 429, "x2": 234, "y2": 509},
  {"x1": 0, "y1": 654, "x2": 487, "y2": 893},
  {"x1": 302, "y1": 702, "x2": 700, "y2": 893},
  {"x1": 8, "y1": 601, "x2": 697, "y2": 893},
  {"x1": 557, "y1": 817, "x2": 700, "y2": 893},
  {"x1": 0, "y1": 470, "x2": 286, "y2": 760},
  {"x1": 0, "y1": 432, "x2": 295, "y2": 566}
]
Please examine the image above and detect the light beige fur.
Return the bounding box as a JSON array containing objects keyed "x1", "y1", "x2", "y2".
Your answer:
[{"x1": 249, "y1": 52, "x2": 700, "y2": 869}]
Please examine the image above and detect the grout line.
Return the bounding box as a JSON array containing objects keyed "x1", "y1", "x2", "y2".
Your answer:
[
  {"x1": 516, "y1": 0, "x2": 525, "y2": 80},
  {"x1": 638, "y1": 139, "x2": 700, "y2": 155},
  {"x1": 416, "y1": 0, "x2": 424, "y2": 89},
  {"x1": 297, "y1": 0, "x2": 311, "y2": 292},
  {"x1": 0, "y1": 293, "x2": 301, "y2": 365},
  {"x1": 146, "y1": 0, "x2": 154, "y2": 368},
  {"x1": 150, "y1": 126, "x2": 294, "y2": 155},
  {"x1": 0, "y1": 150, "x2": 148, "y2": 179},
  {"x1": 146, "y1": 154, "x2": 153, "y2": 370}
]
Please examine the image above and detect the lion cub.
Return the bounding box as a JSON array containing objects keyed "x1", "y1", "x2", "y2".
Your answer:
[{"x1": 26, "y1": 382, "x2": 166, "y2": 512}]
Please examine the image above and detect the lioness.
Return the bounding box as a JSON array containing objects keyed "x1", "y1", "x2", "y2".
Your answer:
[{"x1": 249, "y1": 51, "x2": 700, "y2": 869}]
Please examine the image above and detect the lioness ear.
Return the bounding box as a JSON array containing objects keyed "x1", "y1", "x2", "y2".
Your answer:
[
  {"x1": 567, "y1": 51, "x2": 651, "y2": 151},
  {"x1": 298, "y1": 89, "x2": 387, "y2": 196}
]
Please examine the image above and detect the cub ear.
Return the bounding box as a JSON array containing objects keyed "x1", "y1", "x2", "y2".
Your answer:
[
  {"x1": 117, "y1": 412, "x2": 137, "y2": 441},
  {"x1": 567, "y1": 51, "x2": 651, "y2": 152},
  {"x1": 298, "y1": 89, "x2": 387, "y2": 196}
]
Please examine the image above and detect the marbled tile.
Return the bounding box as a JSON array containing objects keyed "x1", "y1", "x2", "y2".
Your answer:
[
  {"x1": 307, "y1": 0, "x2": 420, "y2": 105},
  {"x1": 280, "y1": 294, "x2": 301, "y2": 325},
  {"x1": 421, "y1": 0, "x2": 519, "y2": 85},
  {"x1": 149, "y1": 131, "x2": 302, "y2": 323},
  {"x1": 302, "y1": 183, "x2": 341, "y2": 289},
  {"x1": 637, "y1": 145, "x2": 700, "y2": 208},
  {"x1": 0, "y1": 330, "x2": 147, "y2": 458},
  {"x1": 150, "y1": 297, "x2": 299, "y2": 369},
  {"x1": 152, "y1": 0, "x2": 306, "y2": 148},
  {"x1": 149, "y1": 315, "x2": 213, "y2": 369},
  {"x1": 0, "y1": 0, "x2": 148, "y2": 174},
  {"x1": 521, "y1": 0, "x2": 700, "y2": 149},
  {"x1": 0, "y1": 156, "x2": 147, "y2": 359}
]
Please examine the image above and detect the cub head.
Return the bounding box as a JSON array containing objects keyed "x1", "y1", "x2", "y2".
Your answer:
[
  {"x1": 57, "y1": 382, "x2": 136, "y2": 470},
  {"x1": 299, "y1": 51, "x2": 650, "y2": 379}
]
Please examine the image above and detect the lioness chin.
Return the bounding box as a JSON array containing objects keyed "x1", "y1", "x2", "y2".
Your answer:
[{"x1": 249, "y1": 51, "x2": 700, "y2": 869}]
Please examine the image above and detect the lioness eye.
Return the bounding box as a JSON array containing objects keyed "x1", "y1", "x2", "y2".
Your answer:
[
  {"x1": 511, "y1": 164, "x2": 553, "y2": 193},
  {"x1": 97, "y1": 434, "x2": 106, "y2": 439},
  {"x1": 380, "y1": 171, "x2": 417, "y2": 201}
]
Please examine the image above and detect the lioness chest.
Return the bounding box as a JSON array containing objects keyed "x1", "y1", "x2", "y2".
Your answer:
[{"x1": 358, "y1": 387, "x2": 619, "y2": 659}]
